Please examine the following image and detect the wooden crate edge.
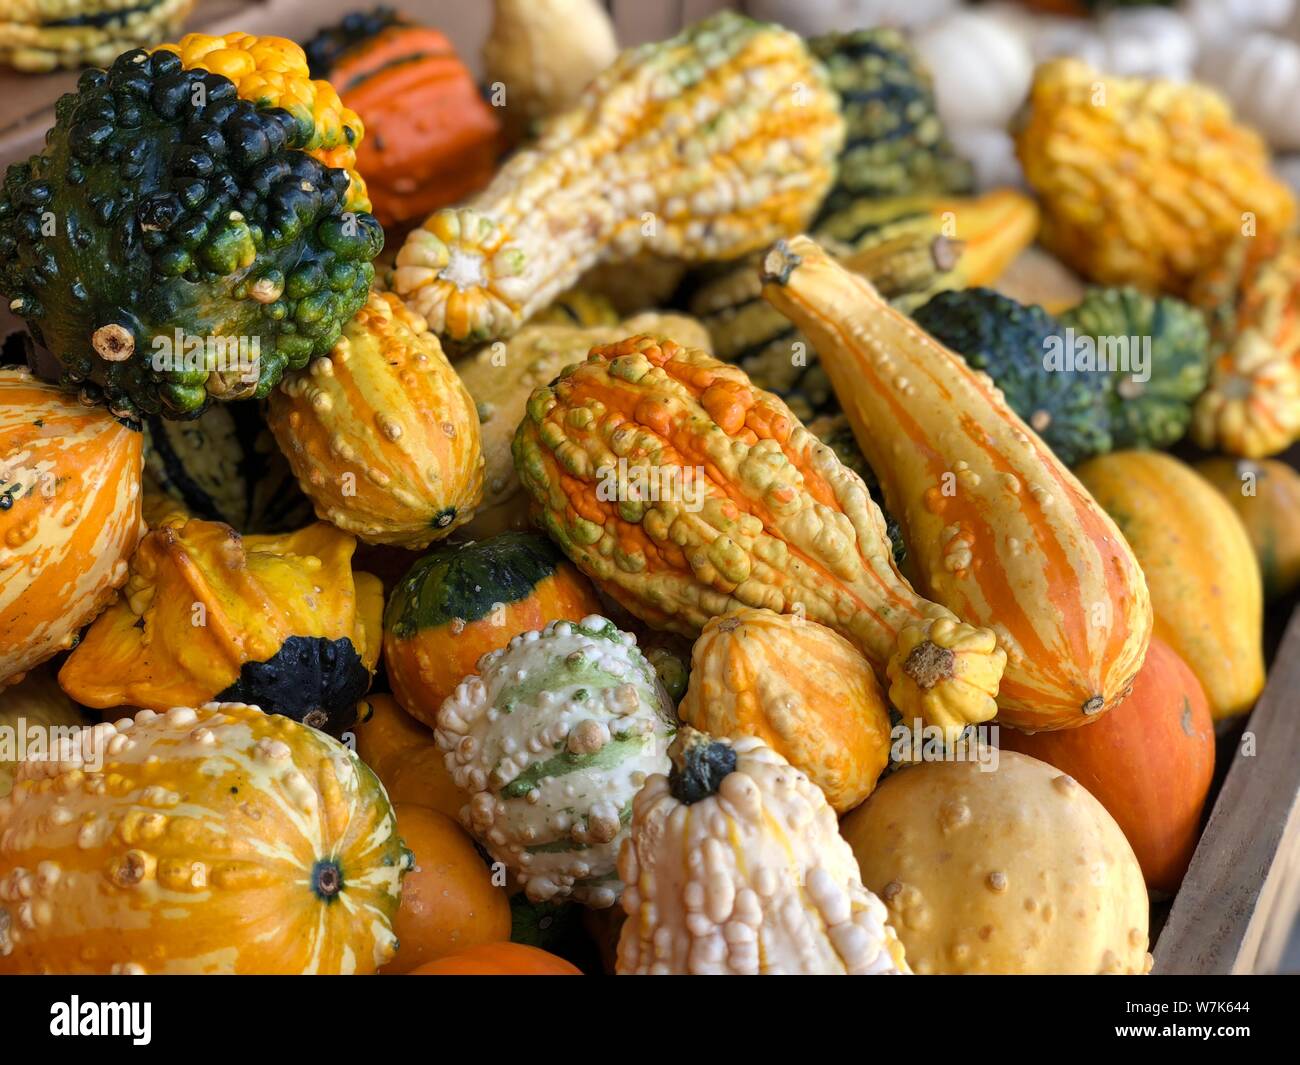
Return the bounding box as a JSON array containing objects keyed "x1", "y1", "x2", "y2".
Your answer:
[{"x1": 1153, "y1": 605, "x2": 1300, "y2": 974}]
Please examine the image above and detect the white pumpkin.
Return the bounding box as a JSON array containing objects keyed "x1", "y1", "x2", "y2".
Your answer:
[
  {"x1": 1182, "y1": 0, "x2": 1294, "y2": 45},
  {"x1": 911, "y1": 8, "x2": 1035, "y2": 131},
  {"x1": 616, "y1": 728, "x2": 910, "y2": 975},
  {"x1": 1199, "y1": 32, "x2": 1300, "y2": 149},
  {"x1": 1031, "y1": 9, "x2": 1198, "y2": 81},
  {"x1": 948, "y1": 126, "x2": 1024, "y2": 190},
  {"x1": 745, "y1": 0, "x2": 959, "y2": 36},
  {"x1": 436, "y1": 616, "x2": 675, "y2": 908}
]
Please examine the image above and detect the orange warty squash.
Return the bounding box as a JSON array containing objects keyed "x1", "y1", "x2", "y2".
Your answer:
[
  {"x1": 268, "y1": 291, "x2": 485, "y2": 548},
  {"x1": 381, "y1": 804, "x2": 511, "y2": 974},
  {"x1": 382, "y1": 533, "x2": 605, "y2": 728},
  {"x1": 0, "y1": 703, "x2": 410, "y2": 974},
  {"x1": 999, "y1": 637, "x2": 1215, "y2": 896},
  {"x1": 678, "y1": 609, "x2": 891, "y2": 813},
  {"x1": 760, "y1": 237, "x2": 1152, "y2": 732},
  {"x1": 407, "y1": 942, "x2": 582, "y2": 975},
  {"x1": 305, "y1": 11, "x2": 502, "y2": 228},
  {"x1": 0, "y1": 369, "x2": 144, "y2": 687},
  {"x1": 353, "y1": 695, "x2": 465, "y2": 820}
]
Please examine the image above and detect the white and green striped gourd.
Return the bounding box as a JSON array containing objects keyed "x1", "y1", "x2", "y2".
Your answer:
[{"x1": 436, "y1": 616, "x2": 676, "y2": 908}]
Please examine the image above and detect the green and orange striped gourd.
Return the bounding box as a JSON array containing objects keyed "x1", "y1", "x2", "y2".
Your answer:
[
  {"x1": 394, "y1": 12, "x2": 844, "y2": 347},
  {"x1": 513, "y1": 335, "x2": 1006, "y2": 742},
  {"x1": 760, "y1": 236, "x2": 1151, "y2": 732}
]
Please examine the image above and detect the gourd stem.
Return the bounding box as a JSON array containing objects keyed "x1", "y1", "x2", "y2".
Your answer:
[{"x1": 667, "y1": 727, "x2": 737, "y2": 805}]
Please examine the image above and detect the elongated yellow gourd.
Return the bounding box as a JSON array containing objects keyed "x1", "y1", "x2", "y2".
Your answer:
[{"x1": 761, "y1": 237, "x2": 1152, "y2": 731}]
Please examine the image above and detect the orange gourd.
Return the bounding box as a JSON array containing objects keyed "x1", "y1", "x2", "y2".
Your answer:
[
  {"x1": 305, "y1": 13, "x2": 501, "y2": 228},
  {"x1": 353, "y1": 695, "x2": 465, "y2": 820},
  {"x1": 407, "y1": 942, "x2": 582, "y2": 975},
  {"x1": 381, "y1": 805, "x2": 511, "y2": 974},
  {"x1": 999, "y1": 637, "x2": 1215, "y2": 895},
  {"x1": 0, "y1": 368, "x2": 144, "y2": 687}
]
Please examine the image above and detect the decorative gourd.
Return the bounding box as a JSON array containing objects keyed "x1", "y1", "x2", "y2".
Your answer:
[
  {"x1": 483, "y1": 0, "x2": 619, "y2": 145},
  {"x1": 353, "y1": 695, "x2": 465, "y2": 820},
  {"x1": 1058, "y1": 286, "x2": 1212, "y2": 450},
  {"x1": 143, "y1": 404, "x2": 313, "y2": 533},
  {"x1": 1000, "y1": 637, "x2": 1214, "y2": 896},
  {"x1": 805, "y1": 414, "x2": 906, "y2": 566},
  {"x1": 0, "y1": 702, "x2": 410, "y2": 974},
  {"x1": 911, "y1": 288, "x2": 1112, "y2": 466},
  {"x1": 407, "y1": 942, "x2": 582, "y2": 975},
  {"x1": 689, "y1": 190, "x2": 1039, "y2": 422},
  {"x1": 384, "y1": 533, "x2": 605, "y2": 729},
  {"x1": 679, "y1": 610, "x2": 890, "y2": 814},
  {"x1": 1074, "y1": 451, "x2": 1264, "y2": 720},
  {"x1": 0, "y1": 669, "x2": 88, "y2": 799},
  {"x1": 0, "y1": 369, "x2": 144, "y2": 687},
  {"x1": 810, "y1": 29, "x2": 973, "y2": 209},
  {"x1": 1029, "y1": 8, "x2": 1198, "y2": 81},
  {"x1": 1199, "y1": 34, "x2": 1300, "y2": 151},
  {"x1": 268, "y1": 291, "x2": 484, "y2": 547},
  {"x1": 381, "y1": 804, "x2": 512, "y2": 974},
  {"x1": 394, "y1": 12, "x2": 843, "y2": 347},
  {"x1": 513, "y1": 335, "x2": 1007, "y2": 741},
  {"x1": 0, "y1": 0, "x2": 196, "y2": 73},
  {"x1": 458, "y1": 314, "x2": 712, "y2": 539},
  {"x1": 840, "y1": 751, "x2": 1150, "y2": 974},
  {"x1": 745, "y1": 0, "x2": 959, "y2": 36},
  {"x1": 616, "y1": 728, "x2": 910, "y2": 975},
  {"x1": 1190, "y1": 237, "x2": 1300, "y2": 459},
  {"x1": 1015, "y1": 58, "x2": 1296, "y2": 296},
  {"x1": 0, "y1": 43, "x2": 383, "y2": 418},
  {"x1": 911, "y1": 9, "x2": 1035, "y2": 132},
  {"x1": 305, "y1": 11, "x2": 502, "y2": 228},
  {"x1": 58, "y1": 520, "x2": 383, "y2": 737},
  {"x1": 1196, "y1": 457, "x2": 1300, "y2": 601},
  {"x1": 760, "y1": 237, "x2": 1152, "y2": 731},
  {"x1": 528, "y1": 290, "x2": 621, "y2": 329},
  {"x1": 436, "y1": 616, "x2": 676, "y2": 908}
]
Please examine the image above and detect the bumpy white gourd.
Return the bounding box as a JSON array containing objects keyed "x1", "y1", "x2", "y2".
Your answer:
[
  {"x1": 1183, "y1": 0, "x2": 1294, "y2": 45},
  {"x1": 436, "y1": 616, "x2": 675, "y2": 908},
  {"x1": 911, "y1": 8, "x2": 1034, "y2": 131},
  {"x1": 616, "y1": 728, "x2": 911, "y2": 975},
  {"x1": 745, "y1": 0, "x2": 958, "y2": 36},
  {"x1": 1031, "y1": 9, "x2": 1198, "y2": 81},
  {"x1": 1200, "y1": 32, "x2": 1300, "y2": 149}
]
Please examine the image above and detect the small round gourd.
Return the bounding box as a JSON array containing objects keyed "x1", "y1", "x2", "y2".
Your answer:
[
  {"x1": 436, "y1": 616, "x2": 676, "y2": 908},
  {"x1": 840, "y1": 751, "x2": 1150, "y2": 975},
  {"x1": 353, "y1": 695, "x2": 466, "y2": 820},
  {"x1": 0, "y1": 702, "x2": 410, "y2": 974},
  {"x1": 384, "y1": 533, "x2": 604, "y2": 728},
  {"x1": 679, "y1": 609, "x2": 891, "y2": 813},
  {"x1": 1196, "y1": 457, "x2": 1300, "y2": 601}
]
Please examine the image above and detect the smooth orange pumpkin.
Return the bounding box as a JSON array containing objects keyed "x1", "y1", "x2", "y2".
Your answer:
[
  {"x1": 381, "y1": 805, "x2": 511, "y2": 973},
  {"x1": 999, "y1": 637, "x2": 1215, "y2": 896},
  {"x1": 306, "y1": 13, "x2": 501, "y2": 228},
  {"x1": 406, "y1": 942, "x2": 582, "y2": 975},
  {"x1": 353, "y1": 695, "x2": 465, "y2": 820}
]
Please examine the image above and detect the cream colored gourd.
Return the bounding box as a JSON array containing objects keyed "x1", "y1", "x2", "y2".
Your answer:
[
  {"x1": 616, "y1": 728, "x2": 910, "y2": 975},
  {"x1": 912, "y1": 9, "x2": 1033, "y2": 131},
  {"x1": 1200, "y1": 33, "x2": 1300, "y2": 150},
  {"x1": 761, "y1": 237, "x2": 1152, "y2": 731},
  {"x1": 840, "y1": 751, "x2": 1151, "y2": 975}
]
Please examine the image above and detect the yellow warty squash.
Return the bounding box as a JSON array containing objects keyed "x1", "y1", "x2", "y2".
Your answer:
[
  {"x1": 268, "y1": 291, "x2": 485, "y2": 548},
  {"x1": 760, "y1": 237, "x2": 1152, "y2": 732},
  {"x1": 1196, "y1": 457, "x2": 1300, "y2": 602},
  {"x1": 1075, "y1": 451, "x2": 1264, "y2": 720},
  {"x1": 0, "y1": 702, "x2": 409, "y2": 974},
  {"x1": 0, "y1": 369, "x2": 144, "y2": 688},
  {"x1": 678, "y1": 609, "x2": 891, "y2": 813},
  {"x1": 1015, "y1": 58, "x2": 1296, "y2": 297}
]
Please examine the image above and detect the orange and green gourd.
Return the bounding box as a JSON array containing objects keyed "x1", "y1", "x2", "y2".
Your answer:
[
  {"x1": 0, "y1": 368, "x2": 144, "y2": 688},
  {"x1": 1016, "y1": 58, "x2": 1295, "y2": 297},
  {"x1": 58, "y1": 519, "x2": 383, "y2": 737},
  {"x1": 760, "y1": 237, "x2": 1152, "y2": 732},
  {"x1": 1, "y1": 0, "x2": 196, "y2": 74},
  {"x1": 393, "y1": 11, "x2": 844, "y2": 347},
  {"x1": 512, "y1": 334, "x2": 1007, "y2": 742},
  {"x1": 0, "y1": 702, "x2": 410, "y2": 974}
]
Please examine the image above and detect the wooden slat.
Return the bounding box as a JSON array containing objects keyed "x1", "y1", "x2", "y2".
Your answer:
[{"x1": 1154, "y1": 605, "x2": 1300, "y2": 974}]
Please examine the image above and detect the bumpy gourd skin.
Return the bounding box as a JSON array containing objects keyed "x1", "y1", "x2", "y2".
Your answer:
[
  {"x1": 617, "y1": 728, "x2": 910, "y2": 975},
  {"x1": 912, "y1": 288, "x2": 1112, "y2": 467},
  {"x1": 513, "y1": 334, "x2": 1005, "y2": 742},
  {"x1": 1, "y1": 0, "x2": 195, "y2": 74},
  {"x1": 394, "y1": 11, "x2": 843, "y2": 346},
  {"x1": 1059, "y1": 286, "x2": 1211, "y2": 451},
  {"x1": 0, "y1": 48, "x2": 383, "y2": 419},
  {"x1": 1016, "y1": 58, "x2": 1295, "y2": 296}
]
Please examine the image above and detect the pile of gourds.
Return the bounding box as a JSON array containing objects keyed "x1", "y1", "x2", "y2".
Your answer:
[{"x1": 0, "y1": 0, "x2": 1297, "y2": 976}]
